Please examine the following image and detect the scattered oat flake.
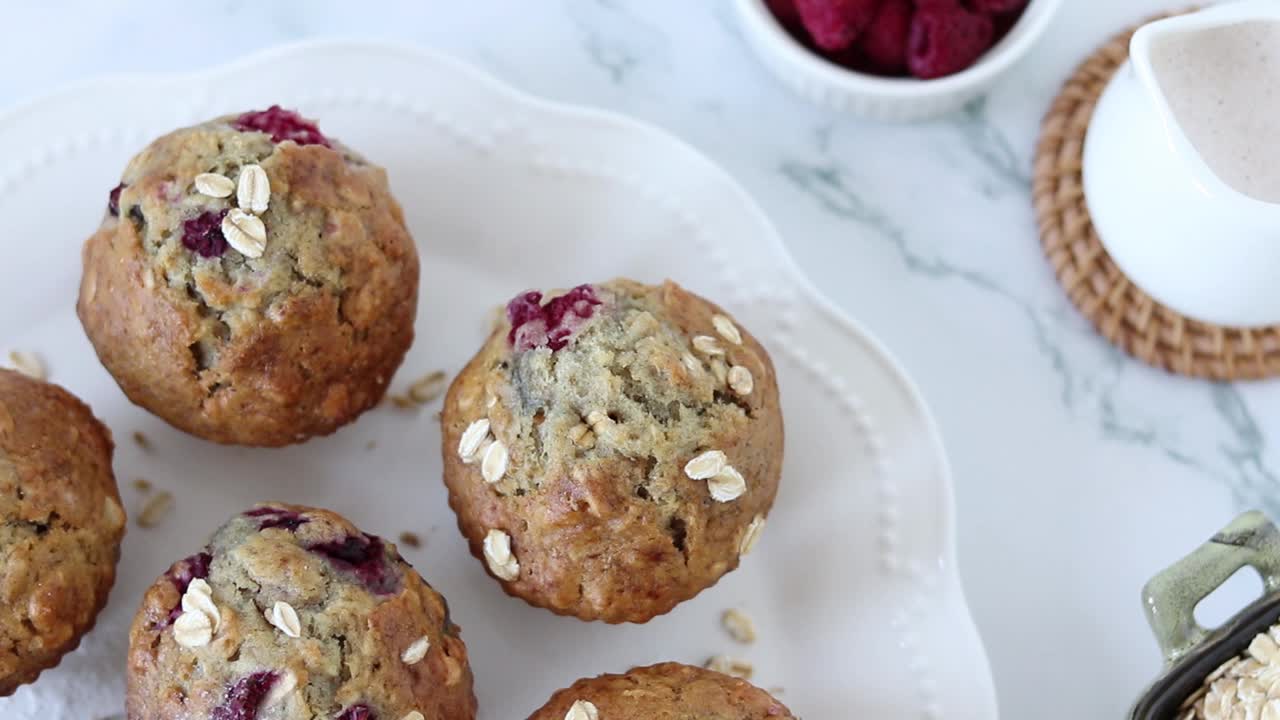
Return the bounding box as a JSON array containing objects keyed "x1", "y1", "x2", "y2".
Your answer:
[
  {"x1": 710, "y1": 358, "x2": 729, "y2": 384},
  {"x1": 182, "y1": 580, "x2": 222, "y2": 633},
  {"x1": 399, "y1": 531, "x2": 422, "y2": 549},
  {"x1": 708, "y1": 466, "x2": 747, "y2": 503},
  {"x1": 194, "y1": 172, "x2": 235, "y2": 198},
  {"x1": 366, "y1": 440, "x2": 377, "y2": 451},
  {"x1": 7, "y1": 351, "x2": 45, "y2": 380},
  {"x1": 705, "y1": 655, "x2": 754, "y2": 680},
  {"x1": 728, "y1": 365, "x2": 754, "y2": 396},
  {"x1": 565, "y1": 700, "x2": 599, "y2": 720},
  {"x1": 712, "y1": 314, "x2": 743, "y2": 345},
  {"x1": 481, "y1": 440, "x2": 509, "y2": 484},
  {"x1": 722, "y1": 608, "x2": 757, "y2": 644},
  {"x1": 389, "y1": 394, "x2": 417, "y2": 410},
  {"x1": 740, "y1": 515, "x2": 766, "y2": 556},
  {"x1": 222, "y1": 208, "x2": 267, "y2": 258},
  {"x1": 266, "y1": 601, "x2": 302, "y2": 638},
  {"x1": 483, "y1": 529, "x2": 520, "y2": 581},
  {"x1": 458, "y1": 419, "x2": 491, "y2": 462},
  {"x1": 132, "y1": 477, "x2": 153, "y2": 493},
  {"x1": 173, "y1": 610, "x2": 212, "y2": 648},
  {"x1": 408, "y1": 370, "x2": 448, "y2": 404},
  {"x1": 401, "y1": 635, "x2": 431, "y2": 664},
  {"x1": 137, "y1": 490, "x2": 174, "y2": 528},
  {"x1": 692, "y1": 335, "x2": 724, "y2": 356},
  {"x1": 132, "y1": 431, "x2": 153, "y2": 452},
  {"x1": 236, "y1": 164, "x2": 270, "y2": 214},
  {"x1": 684, "y1": 450, "x2": 727, "y2": 480}
]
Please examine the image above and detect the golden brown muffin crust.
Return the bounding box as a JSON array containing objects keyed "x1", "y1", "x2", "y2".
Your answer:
[
  {"x1": 442, "y1": 279, "x2": 783, "y2": 623},
  {"x1": 126, "y1": 503, "x2": 475, "y2": 720},
  {"x1": 527, "y1": 663, "x2": 796, "y2": 720},
  {"x1": 78, "y1": 112, "x2": 417, "y2": 447},
  {"x1": 0, "y1": 369, "x2": 125, "y2": 695}
]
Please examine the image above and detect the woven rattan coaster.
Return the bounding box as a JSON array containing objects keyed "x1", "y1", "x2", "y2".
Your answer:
[{"x1": 1032, "y1": 15, "x2": 1280, "y2": 381}]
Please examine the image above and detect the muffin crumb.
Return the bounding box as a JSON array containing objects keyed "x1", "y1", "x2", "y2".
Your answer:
[
  {"x1": 705, "y1": 655, "x2": 754, "y2": 680},
  {"x1": 137, "y1": 491, "x2": 174, "y2": 528},
  {"x1": 6, "y1": 351, "x2": 44, "y2": 380},
  {"x1": 722, "y1": 608, "x2": 757, "y2": 644},
  {"x1": 408, "y1": 370, "x2": 448, "y2": 405},
  {"x1": 132, "y1": 431, "x2": 153, "y2": 452}
]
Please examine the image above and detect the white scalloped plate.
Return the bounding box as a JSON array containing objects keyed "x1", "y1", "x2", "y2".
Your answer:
[{"x1": 0, "y1": 41, "x2": 995, "y2": 720}]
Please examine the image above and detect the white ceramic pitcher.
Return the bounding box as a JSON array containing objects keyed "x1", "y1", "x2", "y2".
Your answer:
[{"x1": 1083, "y1": 0, "x2": 1280, "y2": 328}]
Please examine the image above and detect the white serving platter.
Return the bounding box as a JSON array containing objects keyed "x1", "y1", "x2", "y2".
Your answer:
[{"x1": 0, "y1": 40, "x2": 996, "y2": 720}]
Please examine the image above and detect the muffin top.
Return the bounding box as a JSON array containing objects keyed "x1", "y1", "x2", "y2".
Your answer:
[
  {"x1": 126, "y1": 503, "x2": 474, "y2": 720},
  {"x1": 442, "y1": 279, "x2": 783, "y2": 622},
  {"x1": 526, "y1": 663, "x2": 796, "y2": 720},
  {"x1": 0, "y1": 369, "x2": 125, "y2": 694},
  {"x1": 79, "y1": 107, "x2": 418, "y2": 445}
]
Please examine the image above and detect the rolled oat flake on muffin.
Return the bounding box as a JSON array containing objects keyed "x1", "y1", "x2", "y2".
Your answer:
[
  {"x1": 483, "y1": 529, "x2": 520, "y2": 581},
  {"x1": 565, "y1": 700, "x2": 599, "y2": 720},
  {"x1": 264, "y1": 600, "x2": 302, "y2": 638},
  {"x1": 458, "y1": 419, "x2": 491, "y2": 462},
  {"x1": 685, "y1": 449, "x2": 728, "y2": 480}
]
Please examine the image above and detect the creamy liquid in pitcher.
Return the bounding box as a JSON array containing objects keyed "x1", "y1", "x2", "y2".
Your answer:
[{"x1": 1150, "y1": 20, "x2": 1280, "y2": 203}]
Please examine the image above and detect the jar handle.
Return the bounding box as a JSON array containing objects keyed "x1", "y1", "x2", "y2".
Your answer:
[{"x1": 1143, "y1": 511, "x2": 1280, "y2": 664}]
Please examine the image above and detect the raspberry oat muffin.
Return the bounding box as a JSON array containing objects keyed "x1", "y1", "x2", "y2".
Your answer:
[
  {"x1": 441, "y1": 279, "x2": 782, "y2": 623},
  {"x1": 526, "y1": 662, "x2": 796, "y2": 719},
  {"x1": 126, "y1": 503, "x2": 475, "y2": 720},
  {"x1": 79, "y1": 106, "x2": 418, "y2": 447},
  {"x1": 0, "y1": 369, "x2": 125, "y2": 695}
]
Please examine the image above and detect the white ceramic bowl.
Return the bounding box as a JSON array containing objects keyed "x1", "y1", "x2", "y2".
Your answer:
[{"x1": 735, "y1": 0, "x2": 1063, "y2": 121}]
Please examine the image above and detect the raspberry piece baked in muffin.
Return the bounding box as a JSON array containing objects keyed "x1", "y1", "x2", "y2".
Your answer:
[
  {"x1": 526, "y1": 663, "x2": 796, "y2": 719},
  {"x1": 441, "y1": 279, "x2": 783, "y2": 623},
  {"x1": 0, "y1": 369, "x2": 126, "y2": 695},
  {"x1": 79, "y1": 107, "x2": 418, "y2": 446},
  {"x1": 126, "y1": 504, "x2": 475, "y2": 720}
]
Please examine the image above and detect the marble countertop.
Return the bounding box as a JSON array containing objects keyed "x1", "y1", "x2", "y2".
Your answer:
[{"x1": 6, "y1": 1, "x2": 1275, "y2": 717}]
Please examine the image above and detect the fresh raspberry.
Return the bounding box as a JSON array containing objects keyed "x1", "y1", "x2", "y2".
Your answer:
[
  {"x1": 766, "y1": 0, "x2": 803, "y2": 28},
  {"x1": 990, "y1": 7, "x2": 1023, "y2": 42},
  {"x1": 164, "y1": 551, "x2": 213, "y2": 625},
  {"x1": 908, "y1": 4, "x2": 994, "y2": 79},
  {"x1": 335, "y1": 706, "x2": 375, "y2": 720},
  {"x1": 308, "y1": 533, "x2": 400, "y2": 595},
  {"x1": 858, "y1": 0, "x2": 913, "y2": 73},
  {"x1": 506, "y1": 284, "x2": 602, "y2": 352},
  {"x1": 182, "y1": 210, "x2": 229, "y2": 258},
  {"x1": 233, "y1": 106, "x2": 331, "y2": 148},
  {"x1": 210, "y1": 672, "x2": 278, "y2": 720},
  {"x1": 968, "y1": 0, "x2": 1027, "y2": 13},
  {"x1": 795, "y1": 0, "x2": 883, "y2": 51},
  {"x1": 245, "y1": 506, "x2": 309, "y2": 532},
  {"x1": 108, "y1": 183, "x2": 124, "y2": 216}
]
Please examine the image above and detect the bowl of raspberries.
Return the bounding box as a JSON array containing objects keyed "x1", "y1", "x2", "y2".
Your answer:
[{"x1": 737, "y1": 0, "x2": 1062, "y2": 120}]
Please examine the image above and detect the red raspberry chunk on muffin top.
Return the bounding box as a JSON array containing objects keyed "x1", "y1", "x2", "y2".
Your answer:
[
  {"x1": 506, "y1": 284, "x2": 603, "y2": 352},
  {"x1": 232, "y1": 105, "x2": 331, "y2": 147}
]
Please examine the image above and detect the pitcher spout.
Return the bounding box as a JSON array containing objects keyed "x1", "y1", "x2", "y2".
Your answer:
[{"x1": 1129, "y1": 0, "x2": 1280, "y2": 205}]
